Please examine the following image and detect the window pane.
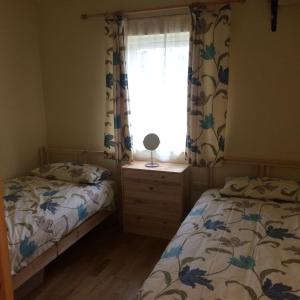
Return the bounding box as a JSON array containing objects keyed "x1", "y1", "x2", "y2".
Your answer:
[{"x1": 127, "y1": 32, "x2": 189, "y2": 162}]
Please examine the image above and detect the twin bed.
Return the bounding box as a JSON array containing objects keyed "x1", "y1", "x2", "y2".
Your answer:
[
  {"x1": 3, "y1": 148, "x2": 115, "y2": 290},
  {"x1": 137, "y1": 169, "x2": 300, "y2": 299}
]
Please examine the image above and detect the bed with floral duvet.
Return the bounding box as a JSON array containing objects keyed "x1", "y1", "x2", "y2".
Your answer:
[
  {"x1": 3, "y1": 163, "x2": 115, "y2": 276},
  {"x1": 137, "y1": 177, "x2": 300, "y2": 300}
]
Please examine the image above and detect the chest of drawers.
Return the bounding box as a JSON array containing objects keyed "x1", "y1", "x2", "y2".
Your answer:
[{"x1": 121, "y1": 161, "x2": 190, "y2": 239}]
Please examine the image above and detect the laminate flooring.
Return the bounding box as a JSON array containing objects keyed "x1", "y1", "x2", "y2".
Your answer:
[{"x1": 25, "y1": 223, "x2": 168, "y2": 300}]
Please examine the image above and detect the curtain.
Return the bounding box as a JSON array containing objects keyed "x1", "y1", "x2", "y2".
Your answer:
[
  {"x1": 127, "y1": 15, "x2": 190, "y2": 163},
  {"x1": 104, "y1": 15, "x2": 133, "y2": 162},
  {"x1": 186, "y1": 4, "x2": 231, "y2": 167}
]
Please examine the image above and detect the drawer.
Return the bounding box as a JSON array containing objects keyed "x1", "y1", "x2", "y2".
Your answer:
[
  {"x1": 123, "y1": 213, "x2": 180, "y2": 239},
  {"x1": 123, "y1": 196, "x2": 182, "y2": 220},
  {"x1": 123, "y1": 181, "x2": 182, "y2": 202},
  {"x1": 123, "y1": 168, "x2": 181, "y2": 184}
]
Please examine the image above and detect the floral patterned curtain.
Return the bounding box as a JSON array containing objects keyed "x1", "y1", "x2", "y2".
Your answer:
[
  {"x1": 186, "y1": 4, "x2": 231, "y2": 167},
  {"x1": 104, "y1": 15, "x2": 133, "y2": 162}
]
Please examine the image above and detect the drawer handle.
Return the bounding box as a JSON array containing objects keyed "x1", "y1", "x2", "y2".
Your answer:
[
  {"x1": 161, "y1": 175, "x2": 165, "y2": 179},
  {"x1": 148, "y1": 186, "x2": 154, "y2": 191}
]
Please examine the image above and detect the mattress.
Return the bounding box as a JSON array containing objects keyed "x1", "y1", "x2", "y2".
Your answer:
[
  {"x1": 137, "y1": 189, "x2": 300, "y2": 300},
  {"x1": 3, "y1": 176, "x2": 115, "y2": 275}
]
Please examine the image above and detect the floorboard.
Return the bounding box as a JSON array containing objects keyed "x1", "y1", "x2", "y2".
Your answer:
[{"x1": 24, "y1": 224, "x2": 168, "y2": 300}]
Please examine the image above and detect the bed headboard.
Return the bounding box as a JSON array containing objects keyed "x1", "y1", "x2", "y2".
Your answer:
[
  {"x1": 209, "y1": 156, "x2": 300, "y2": 187},
  {"x1": 190, "y1": 156, "x2": 300, "y2": 203},
  {"x1": 39, "y1": 147, "x2": 119, "y2": 179},
  {"x1": 39, "y1": 147, "x2": 104, "y2": 165}
]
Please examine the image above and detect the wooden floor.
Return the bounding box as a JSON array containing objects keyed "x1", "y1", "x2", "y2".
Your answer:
[{"x1": 24, "y1": 223, "x2": 168, "y2": 300}]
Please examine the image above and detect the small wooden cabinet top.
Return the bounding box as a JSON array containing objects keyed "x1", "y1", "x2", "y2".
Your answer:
[
  {"x1": 121, "y1": 161, "x2": 190, "y2": 239},
  {"x1": 122, "y1": 161, "x2": 190, "y2": 173}
]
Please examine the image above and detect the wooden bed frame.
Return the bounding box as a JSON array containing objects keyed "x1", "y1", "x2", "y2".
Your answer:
[
  {"x1": 210, "y1": 156, "x2": 300, "y2": 187},
  {"x1": 12, "y1": 147, "x2": 116, "y2": 290},
  {"x1": 0, "y1": 179, "x2": 14, "y2": 299}
]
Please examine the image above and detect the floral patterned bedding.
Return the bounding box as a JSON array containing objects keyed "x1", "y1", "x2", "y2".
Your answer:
[
  {"x1": 137, "y1": 189, "x2": 300, "y2": 300},
  {"x1": 3, "y1": 176, "x2": 115, "y2": 275}
]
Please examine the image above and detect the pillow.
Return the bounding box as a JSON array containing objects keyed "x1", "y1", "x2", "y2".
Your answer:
[
  {"x1": 31, "y1": 162, "x2": 111, "y2": 184},
  {"x1": 220, "y1": 176, "x2": 300, "y2": 202}
]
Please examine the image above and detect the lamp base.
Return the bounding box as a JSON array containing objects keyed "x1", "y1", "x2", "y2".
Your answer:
[{"x1": 145, "y1": 162, "x2": 159, "y2": 168}]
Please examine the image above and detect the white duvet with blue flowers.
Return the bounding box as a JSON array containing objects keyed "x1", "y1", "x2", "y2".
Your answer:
[
  {"x1": 137, "y1": 189, "x2": 300, "y2": 300},
  {"x1": 3, "y1": 176, "x2": 114, "y2": 275}
]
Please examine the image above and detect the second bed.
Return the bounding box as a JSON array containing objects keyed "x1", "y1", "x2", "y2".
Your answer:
[{"x1": 137, "y1": 177, "x2": 300, "y2": 299}]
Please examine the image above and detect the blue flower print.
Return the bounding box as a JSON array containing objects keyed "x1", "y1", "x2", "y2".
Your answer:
[
  {"x1": 262, "y1": 278, "x2": 300, "y2": 300},
  {"x1": 4, "y1": 194, "x2": 21, "y2": 202},
  {"x1": 77, "y1": 204, "x2": 88, "y2": 221},
  {"x1": 124, "y1": 136, "x2": 132, "y2": 151},
  {"x1": 187, "y1": 135, "x2": 200, "y2": 153},
  {"x1": 20, "y1": 236, "x2": 38, "y2": 259},
  {"x1": 200, "y1": 114, "x2": 214, "y2": 129},
  {"x1": 98, "y1": 170, "x2": 111, "y2": 182},
  {"x1": 218, "y1": 66, "x2": 229, "y2": 85},
  {"x1": 242, "y1": 214, "x2": 262, "y2": 222},
  {"x1": 113, "y1": 51, "x2": 120, "y2": 65},
  {"x1": 120, "y1": 73, "x2": 128, "y2": 89},
  {"x1": 104, "y1": 134, "x2": 115, "y2": 149},
  {"x1": 179, "y1": 265, "x2": 214, "y2": 290},
  {"x1": 192, "y1": 77, "x2": 201, "y2": 86},
  {"x1": 43, "y1": 190, "x2": 58, "y2": 197},
  {"x1": 201, "y1": 43, "x2": 216, "y2": 60},
  {"x1": 218, "y1": 136, "x2": 225, "y2": 151},
  {"x1": 266, "y1": 226, "x2": 299, "y2": 240},
  {"x1": 162, "y1": 245, "x2": 182, "y2": 259},
  {"x1": 106, "y1": 73, "x2": 114, "y2": 88},
  {"x1": 40, "y1": 201, "x2": 59, "y2": 214},
  {"x1": 229, "y1": 256, "x2": 255, "y2": 270},
  {"x1": 114, "y1": 115, "x2": 122, "y2": 129},
  {"x1": 186, "y1": 135, "x2": 192, "y2": 148},
  {"x1": 192, "y1": 146, "x2": 201, "y2": 154},
  {"x1": 204, "y1": 220, "x2": 230, "y2": 232},
  {"x1": 190, "y1": 207, "x2": 206, "y2": 216},
  {"x1": 188, "y1": 67, "x2": 201, "y2": 86}
]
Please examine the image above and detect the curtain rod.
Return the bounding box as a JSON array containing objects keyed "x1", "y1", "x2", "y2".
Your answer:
[{"x1": 81, "y1": 0, "x2": 245, "y2": 20}]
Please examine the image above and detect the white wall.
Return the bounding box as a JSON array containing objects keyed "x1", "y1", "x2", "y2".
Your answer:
[
  {"x1": 0, "y1": 0, "x2": 46, "y2": 179},
  {"x1": 227, "y1": 0, "x2": 300, "y2": 160}
]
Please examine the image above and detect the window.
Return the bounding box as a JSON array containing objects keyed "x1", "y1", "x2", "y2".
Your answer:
[{"x1": 127, "y1": 16, "x2": 190, "y2": 162}]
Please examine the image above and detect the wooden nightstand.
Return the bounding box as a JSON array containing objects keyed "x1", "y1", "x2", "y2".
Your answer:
[{"x1": 121, "y1": 161, "x2": 190, "y2": 239}]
